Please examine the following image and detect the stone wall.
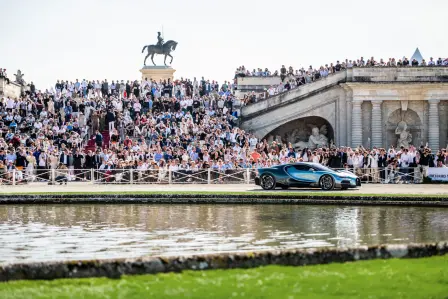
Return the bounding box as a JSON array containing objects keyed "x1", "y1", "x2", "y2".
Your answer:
[
  {"x1": 1, "y1": 193, "x2": 446, "y2": 205},
  {"x1": 0, "y1": 78, "x2": 21, "y2": 99},
  {"x1": 1, "y1": 242, "x2": 446, "y2": 281}
]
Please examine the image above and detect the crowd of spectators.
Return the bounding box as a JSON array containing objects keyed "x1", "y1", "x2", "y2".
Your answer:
[
  {"x1": 0, "y1": 65, "x2": 447, "y2": 185},
  {"x1": 237, "y1": 56, "x2": 448, "y2": 105}
]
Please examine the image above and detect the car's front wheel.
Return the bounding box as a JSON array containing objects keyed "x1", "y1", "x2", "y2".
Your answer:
[
  {"x1": 260, "y1": 174, "x2": 276, "y2": 190},
  {"x1": 319, "y1": 175, "x2": 334, "y2": 191}
]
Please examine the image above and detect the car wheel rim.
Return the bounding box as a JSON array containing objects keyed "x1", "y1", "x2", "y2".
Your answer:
[
  {"x1": 321, "y1": 176, "x2": 333, "y2": 190},
  {"x1": 261, "y1": 176, "x2": 274, "y2": 189}
]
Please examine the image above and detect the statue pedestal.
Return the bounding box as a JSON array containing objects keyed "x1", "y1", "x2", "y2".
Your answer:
[{"x1": 140, "y1": 66, "x2": 176, "y2": 82}]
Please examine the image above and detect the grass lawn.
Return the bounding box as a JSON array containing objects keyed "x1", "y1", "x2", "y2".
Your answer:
[
  {"x1": 1, "y1": 190, "x2": 447, "y2": 198},
  {"x1": 1, "y1": 256, "x2": 447, "y2": 299}
]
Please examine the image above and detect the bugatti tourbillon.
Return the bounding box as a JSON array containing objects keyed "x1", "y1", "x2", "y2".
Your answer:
[{"x1": 255, "y1": 162, "x2": 361, "y2": 190}]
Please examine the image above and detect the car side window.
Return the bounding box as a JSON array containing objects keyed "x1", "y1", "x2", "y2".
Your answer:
[{"x1": 293, "y1": 165, "x2": 309, "y2": 171}]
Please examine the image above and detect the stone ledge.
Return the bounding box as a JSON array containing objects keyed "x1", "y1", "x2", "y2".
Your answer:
[
  {"x1": 0, "y1": 193, "x2": 447, "y2": 206},
  {"x1": 1, "y1": 242, "x2": 446, "y2": 281}
]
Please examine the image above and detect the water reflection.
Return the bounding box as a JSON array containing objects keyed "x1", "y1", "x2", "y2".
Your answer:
[{"x1": 0, "y1": 204, "x2": 446, "y2": 264}]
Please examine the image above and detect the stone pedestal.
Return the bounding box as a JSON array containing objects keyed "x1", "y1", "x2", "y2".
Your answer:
[{"x1": 140, "y1": 66, "x2": 176, "y2": 82}]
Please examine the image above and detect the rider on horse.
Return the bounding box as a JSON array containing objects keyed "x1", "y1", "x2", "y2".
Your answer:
[{"x1": 156, "y1": 32, "x2": 164, "y2": 51}]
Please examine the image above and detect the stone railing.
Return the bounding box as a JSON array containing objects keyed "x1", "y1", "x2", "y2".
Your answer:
[
  {"x1": 236, "y1": 76, "x2": 282, "y2": 91},
  {"x1": 347, "y1": 66, "x2": 448, "y2": 82}
]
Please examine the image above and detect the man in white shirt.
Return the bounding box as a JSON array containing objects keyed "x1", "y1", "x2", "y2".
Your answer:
[
  {"x1": 6, "y1": 97, "x2": 15, "y2": 112},
  {"x1": 34, "y1": 121, "x2": 43, "y2": 130},
  {"x1": 400, "y1": 148, "x2": 412, "y2": 183},
  {"x1": 249, "y1": 135, "x2": 258, "y2": 150}
]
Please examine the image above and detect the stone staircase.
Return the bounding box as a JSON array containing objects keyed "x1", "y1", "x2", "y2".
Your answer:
[{"x1": 84, "y1": 130, "x2": 110, "y2": 152}]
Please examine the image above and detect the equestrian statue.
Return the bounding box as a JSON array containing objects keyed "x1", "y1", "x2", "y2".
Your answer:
[{"x1": 142, "y1": 32, "x2": 178, "y2": 66}]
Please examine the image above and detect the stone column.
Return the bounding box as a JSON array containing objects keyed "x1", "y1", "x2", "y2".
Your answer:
[
  {"x1": 351, "y1": 100, "x2": 363, "y2": 148},
  {"x1": 428, "y1": 99, "x2": 440, "y2": 150},
  {"x1": 371, "y1": 100, "x2": 383, "y2": 148},
  {"x1": 345, "y1": 91, "x2": 353, "y2": 147}
]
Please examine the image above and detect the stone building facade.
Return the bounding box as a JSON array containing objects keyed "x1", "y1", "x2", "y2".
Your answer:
[
  {"x1": 0, "y1": 78, "x2": 22, "y2": 99},
  {"x1": 240, "y1": 67, "x2": 448, "y2": 150}
]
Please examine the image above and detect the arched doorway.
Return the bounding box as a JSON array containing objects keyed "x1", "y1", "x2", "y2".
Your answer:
[{"x1": 264, "y1": 116, "x2": 334, "y2": 149}]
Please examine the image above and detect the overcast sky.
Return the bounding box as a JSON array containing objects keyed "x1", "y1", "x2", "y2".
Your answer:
[{"x1": 1, "y1": 0, "x2": 447, "y2": 90}]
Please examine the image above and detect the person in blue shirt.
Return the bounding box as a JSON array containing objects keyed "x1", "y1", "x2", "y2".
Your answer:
[
  {"x1": 5, "y1": 151, "x2": 17, "y2": 163},
  {"x1": 154, "y1": 150, "x2": 163, "y2": 162},
  {"x1": 287, "y1": 147, "x2": 296, "y2": 158},
  {"x1": 9, "y1": 120, "x2": 17, "y2": 132}
]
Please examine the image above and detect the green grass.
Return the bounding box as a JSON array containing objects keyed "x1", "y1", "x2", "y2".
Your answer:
[
  {"x1": 1, "y1": 256, "x2": 447, "y2": 299},
  {"x1": 1, "y1": 190, "x2": 447, "y2": 198}
]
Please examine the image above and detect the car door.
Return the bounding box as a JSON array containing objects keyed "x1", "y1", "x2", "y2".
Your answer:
[{"x1": 285, "y1": 164, "x2": 315, "y2": 183}]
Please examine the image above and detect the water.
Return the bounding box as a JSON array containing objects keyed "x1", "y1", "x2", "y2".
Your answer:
[{"x1": 0, "y1": 204, "x2": 447, "y2": 264}]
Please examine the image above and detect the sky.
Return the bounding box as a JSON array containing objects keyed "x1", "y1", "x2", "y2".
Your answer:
[{"x1": 1, "y1": 0, "x2": 447, "y2": 90}]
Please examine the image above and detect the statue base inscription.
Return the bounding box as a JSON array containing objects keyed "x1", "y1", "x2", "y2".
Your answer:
[{"x1": 140, "y1": 66, "x2": 176, "y2": 82}]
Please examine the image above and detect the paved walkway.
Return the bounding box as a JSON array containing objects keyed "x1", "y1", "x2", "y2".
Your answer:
[{"x1": 0, "y1": 183, "x2": 447, "y2": 195}]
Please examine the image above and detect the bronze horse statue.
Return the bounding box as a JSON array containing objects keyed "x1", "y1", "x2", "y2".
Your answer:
[{"x1": 142, "y1": 40, "x2": 178, "y2": 66}]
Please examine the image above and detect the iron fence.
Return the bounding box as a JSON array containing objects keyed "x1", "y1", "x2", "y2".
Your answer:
[{"x1": 0, "y1": 167, "x2": 427, "y2": 186}]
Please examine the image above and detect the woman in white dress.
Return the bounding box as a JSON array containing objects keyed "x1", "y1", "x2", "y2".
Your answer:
[
  {"x1": 158, "y1": 159, "x2": 168, "y2": 182},
  {"x1": 49, "y1": 152, "x2": 58, "y2": 170},
  {"x1": 47, "y1": 98, "x2": 55, "y2": 115},
  {"x1": 26, "y1": 154, "x2": 36, "y2": 181}
]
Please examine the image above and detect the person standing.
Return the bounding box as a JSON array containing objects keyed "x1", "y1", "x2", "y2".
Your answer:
[
  {"x1": 378, "y1": 149, "x2": 388, "y2": 182},
  {"x1": 84, "y1": 150, "x2": 95, "y2": 180},
  {"x1": 37, "y1": 150, "x2": 49, "y2": 181},
  {"x1": 95, "y1": 130, "x2": 103, "y2": 148},
  {"x1": 106, "y1": 109, "x2": 115, "y2": 132},
  {"x1": 73, "y1": 149, "x2": 84, "y2": 180}
]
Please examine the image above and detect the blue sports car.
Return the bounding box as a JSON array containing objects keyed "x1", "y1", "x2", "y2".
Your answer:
[{"x1": 255, "y1": 162, "x2": 361, "y2": 190}]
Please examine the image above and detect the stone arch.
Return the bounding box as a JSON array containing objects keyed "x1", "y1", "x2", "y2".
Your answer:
[
  {"x1": 386, "y1": 108, "x2": 422, "y2": 147},
  {"x1": 263, "y1": 116, "x2": 334, "y2": 148}
]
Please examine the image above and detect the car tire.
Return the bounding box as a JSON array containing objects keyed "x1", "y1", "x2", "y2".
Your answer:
[
  {"x1": 319, "y1": 175, "x2": 334, "y2": 191},
  {"x1": 260, "y1": 174, "x2": 276, "y2": 190}
]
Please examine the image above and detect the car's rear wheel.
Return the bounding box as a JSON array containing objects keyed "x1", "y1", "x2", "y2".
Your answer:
[
  {"x1": 319, "y1": 175, "x2": 334, "y2": 191},
  {"x1": 260, "y1": 174, "x2": 276, "y2": 190}
]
